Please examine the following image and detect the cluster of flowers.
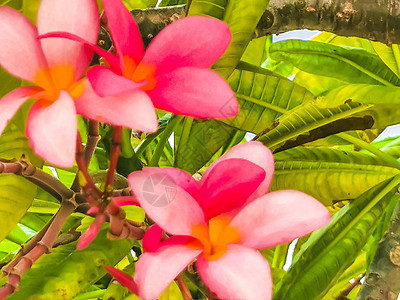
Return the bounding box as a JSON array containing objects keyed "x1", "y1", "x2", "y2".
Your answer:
[{"x1": 0, "y1": 0, "x2": 331, "y2": 299}]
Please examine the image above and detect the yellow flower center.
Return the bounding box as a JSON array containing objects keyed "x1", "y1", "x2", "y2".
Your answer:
[
  {"x1": 34, "y1": 65, "x2": 84, "y2": 107},
  {"x1": 188, "y1": 216, "x2": 241, "y2": 260},
  {"x1": 123, "y1": 56, "x2": 157, "y2": 91}
]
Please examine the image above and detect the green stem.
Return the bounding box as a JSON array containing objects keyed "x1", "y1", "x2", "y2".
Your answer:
[
  {"x1": 336, "y1": 132, "x2": 400, "y2": 169},
  {"x1": 149, "y1": 116, "x2": 182, "y2": 167},
  {"x1": 74, "y1": 289, "x2": 105, "y2": 300}
]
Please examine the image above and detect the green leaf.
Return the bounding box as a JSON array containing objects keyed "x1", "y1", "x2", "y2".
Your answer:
[
  {"x1": 269, "y1": 40, "x2": 400, "y2": 86},
  {"x1": 9, "y1": 226, "x2": 135, "y2": 299},
  {"x1": 22, "y1": 0, "x2": 40, "y2": 22},
  {"x1": 321, "y1": 83, "x2": 400, "y2": 107},
  {"x1": 188, "y1": 0, "x2": 270, "y2": 79},
  {"x1": 122, "y1": 0, "x2": 157, "y2": 10},
  {"x1": 174, "y1": 118, "x2": 236, "y2": 174},
  {"x1": 314, "y1": 31, "x2": 400, "y2": 78},
  {"x1": 271, "y1": 147, "x2": 400, "y2": 206},
  {"x1": 273, "y1": 175, "x2": 400, "y2": 300},
  {"x1": 223, "y1": 62, "x2": 313, "y2": 134},
  {"x1": 257, "y1": 100, "x2": 375, "y2": 152},
  {"x1": 0, "y1": 68, "x2": 21, "y2": 98}
]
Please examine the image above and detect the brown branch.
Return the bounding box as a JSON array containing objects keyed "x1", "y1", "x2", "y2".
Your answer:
[
  {"x1": 129, "y1": 1, "x2": 400, "y2": 45},
  {"x1": 106, "y1": 200, "x2": 145, "y2": 240},
  {"x1": 0, "y1": 200, "x2": 77, "y2": 296},
  {"x1": 357, "y1": 199, "x2": 400, "y2": 299}
]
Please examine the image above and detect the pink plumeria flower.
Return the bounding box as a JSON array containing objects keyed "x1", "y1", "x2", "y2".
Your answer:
[
  {"x1": 43, "y1": 0, "x2": 238, "y2": 119},
  {"x1": 107, "y1": 141, "x2": 331, "y2": 300},
  {"x1": 0, "y1": 0, "x2": 99, "y2": 167}
]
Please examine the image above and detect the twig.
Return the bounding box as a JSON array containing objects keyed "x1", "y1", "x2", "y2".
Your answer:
[
  {"x1": 336, "y1": 274, "x2": 363, "y2": 300},
  {"x1": 71, "y1": 121, "x2": 100, "y2": 192},
  {"x1": 105, "y1": 126, "x2": 122, "y2": 197},
  {"x1": 176, "y1": 275, "x2": 193, "y2": 300}
]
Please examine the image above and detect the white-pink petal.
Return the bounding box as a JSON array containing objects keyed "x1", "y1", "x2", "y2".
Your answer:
[
  {"x1": 87, "y1": 66, "x2": 144, "y2": 97},
  {"x1": 26, "y1": 91, "x2": 77, "y2": 168},
  {"x1": 142, "y1": 16, "x2": 231, "y2": 73},
  {"x1": 230, "y1": 190, "x2": 331, "y2": 250},
  {"x1": 148, "y1": 66, "x2": 237, "y2": 119},
  {"x1": 0, "y1": 87, "x2": 40, "y2": 135},
  {"x1": 75, "y1": 79, "x2": 158, "y2": 133},
  {"x1": 128, "y1": 168, "x2": 206, "y2": 236},
  {"x1": 37, "y1": 0, "x2": 99, "y2": 79},
  {"x1": 0, "y1": 7, "x2": 49, "y2": 83},
  {"x1": 197, "y1": 244, "x2": 272, "y2": 300},
  {"x1": 134, "y1": 244, "x2": 201, "y2": 300}
]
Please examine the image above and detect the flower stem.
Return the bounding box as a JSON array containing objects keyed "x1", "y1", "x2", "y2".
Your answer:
[
  {"x1": 336, "y1": 132, "x2": 400, "y2": 170},
  {"x1": 176, "y1": 274, "x2": 193, "y2": 300},
  {"x1": 105, "y1": 126, "x2": 122, "y2": 196}
]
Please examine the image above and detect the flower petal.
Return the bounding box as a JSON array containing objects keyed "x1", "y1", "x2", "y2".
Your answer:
[
  {"x1": 202, "y1": 141, "x2": 274, "y2": 201},
  {"x1": 142, "y1": 224, "x2": 163, "y2": 252},
  {"x1": 148, "y1": 67, "x2": 237, "y2": 119},
  {"x1": 39, "y1": 32, "x2": 121, "y2": 72},
  {"x1": 0, "y1": 87, "x2": 40, "y2": 135},
  {"x1": 87, "y1": 66, "x2": 144, "y2": 97},
  {"x1": 75, "y1": 79, "x2": 158, "y2": 133},
  {"x1": 37, "y1": 0, "x2": 99, "y2": 79},
  {"x1": 199, "y1": 158, "x2": 266, "y2": 220},
  {"x1": 102, "y1": 0, "x2": 144, "y2": 62},
  {"x1": 113, "y1": 196, "x2": 139, "y2": 207},
  {"x1": 0, "y1": 7, "x2": 49, "y2": 83},
  {"x1": 142, "y1": 16, "x2": 231, "y2": 73},
  {"x1": 105, "y1": 266, "x2": 137, "y2": 293},
  {"x1": 77, "y1": 214, "x2": 106, "y2": 250},
  {"x1": 230, "y1": 190, "x2": 331, "y2": 249},
  {"x1": 134, "y1": 243, "x2": 201, "y2": 300},
  {"x1": 26, "y1": 91, "x2": 77, "y2": 168},
  {"x1": 197, "y1": 244, "x2": 272, "y2": 300},
  {"x1": 128, "y1": 168, "x2": 206, "y2": 236}
]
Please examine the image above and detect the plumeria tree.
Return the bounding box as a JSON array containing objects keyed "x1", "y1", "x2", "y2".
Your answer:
[{"x1": 0, "y1": 0, "x2": 400, "y2": 299}]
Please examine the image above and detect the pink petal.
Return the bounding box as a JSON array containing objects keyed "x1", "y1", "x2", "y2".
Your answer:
[
  {"x1": 37, "y1": 0, "x2": 99, "y2": 79},
  {"x1": 75, "y1": 79, "x2": 158, "y2": 133},
  {"x1": 87, "y1": 66, "x2": 144, "y2": 97},
  {"x1": 142, "y1": 224, "x2": 163, "y2": 252},
  {"x1": 128, "y1": 168, "x2": 206, "y2": 236},
  {"x1": 142, "y1": 16, "x2": 231, "y2": 73},
  {"x1": 230, "y1": 190, "x2": 331, "y2": 249},
  {"x1": 39, "y1": 32, "x2": 121, "y2": 72},
  {"x1": 0, "y1": 87, "x2": 41, "y2": 135},
  {"x1": 87, "y1": 207, "x2": 99, "y2": 214},
  {"x1": 105, "y1": 266, "x2": 137, "y2": 293},
  {"x1": 77, "y1": 214, "x2": 106, "y2": 250},
  {"x1": 197, "y1": 244, "x2": 272, "y2": 300},
  {"x1": 148, "y1": 67, "x2": 237, "y2": 119},
  {"x1": 26, "y1": 91, "x2": 77, "y2": 168},
  {"x1": 140, "y1": 167, "x2": 199, "y2": 199},
  {"x1": 113, "y1": 196, "x2": 140, "y2": 207},
  {"x1": 102, "y1": 0, "x2": 144, "y2": 62},
  {"x1": 199, "y1": 158, "x2": 266, "y2": 220},
  {"x1": 0, "y1": 7, "x2": 49, "y2": 83},
  {"x1": 202, "y1": 141, "x2": 274, "y2": 201},
  {"x1": 134, "y1": 243, "x2": 201, "y2": 300}
]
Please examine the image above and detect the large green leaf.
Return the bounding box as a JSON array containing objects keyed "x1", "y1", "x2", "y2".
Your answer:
[
  {"x1": 222, "y1": 62, "x2": 313, "y2": 134},
  {"x1": 257, "y1": 100, "x2": 375, "y2": 152},
  {"x1": 321, "y1": 83, "x2": 400, "y2": 107},
  {"x1": 271, "y1": 147, "x2": 400, "y2": 205},
  {"x1": 314, "y1": 31, "x2": 400, "y2": 78},
  {"x1": 9, "y1": 226, "x2": 135, "y2": 299},
  {"x1": 0, "y1": 103, "x2": 41, "y2": 243},
  {"x1": 274, "y1": 175, "x2": 400, "y2": 300},
  {"x1": 188, "y1": 0, "x2": 270, "y2": 79},
  {"x1": 174, "y1": 118, "x2": 236, "y2": 174},
  {"x1": 269, "y1": 40, "x2": 400, "y2": 86}
]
